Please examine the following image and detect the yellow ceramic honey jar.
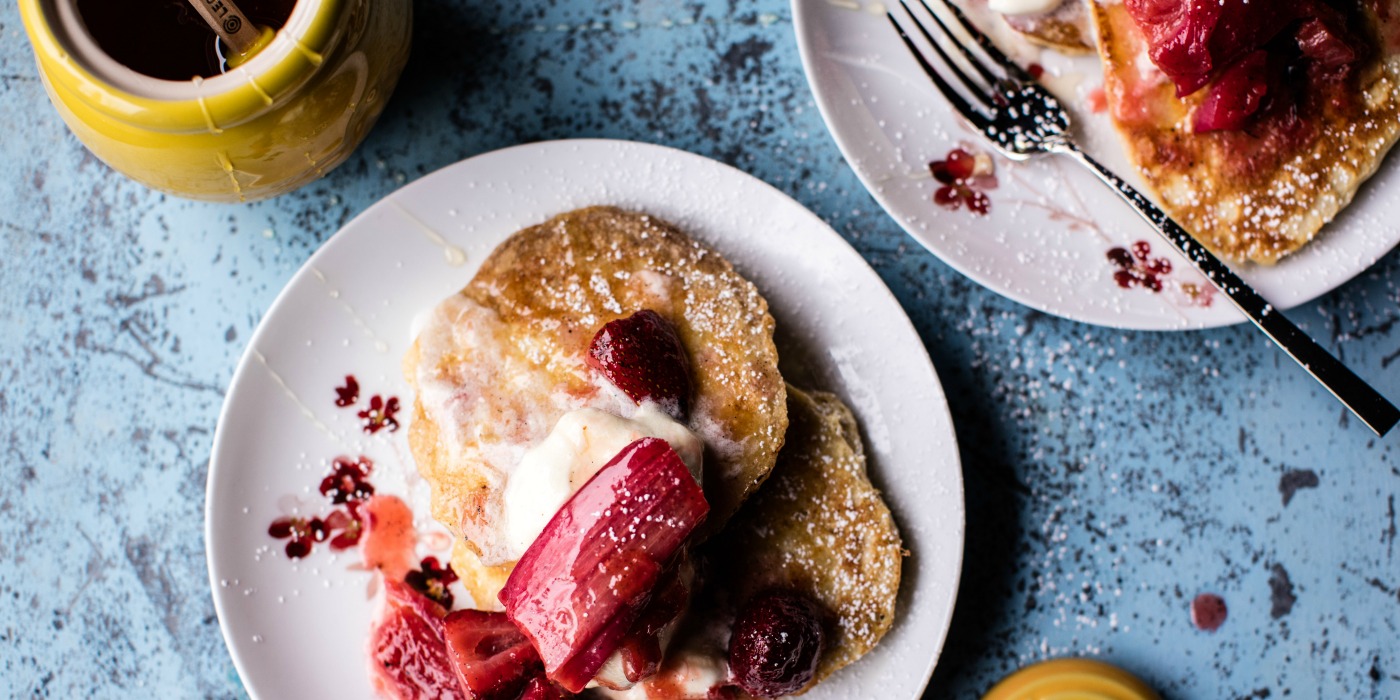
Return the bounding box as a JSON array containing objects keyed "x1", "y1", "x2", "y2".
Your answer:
[
  {"x1": 984, "y1": 658, "x2": 1161, "y2": 700},
  {"x1": 19, "y1": 0, "x2": 411, "y2": 202}
]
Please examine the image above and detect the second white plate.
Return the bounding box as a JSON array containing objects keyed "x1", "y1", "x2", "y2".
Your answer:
[{"x1": 793, "y1": 0, "x2": 1400, "y2": 330}]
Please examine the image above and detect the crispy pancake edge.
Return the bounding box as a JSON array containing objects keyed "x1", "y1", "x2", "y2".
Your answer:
[
  {"x1": 708, "y1": 385, "x2": 904, "y2": 693},
  {"x1": 1091, "y1": 1, "x2": 1400, "y2": 264},
  {"x1": 405, "y1": 206, "x2": 789, "y2": 602}
]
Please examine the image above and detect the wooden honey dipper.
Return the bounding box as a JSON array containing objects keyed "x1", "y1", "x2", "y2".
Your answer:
[{"x1": 184, "y1": 0, "x2": 276, "y2": 67}]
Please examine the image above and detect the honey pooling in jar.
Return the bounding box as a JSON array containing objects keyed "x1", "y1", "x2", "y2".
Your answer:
[{"x1": 75, "y1": 0, "x2": 296, "y2": 80}]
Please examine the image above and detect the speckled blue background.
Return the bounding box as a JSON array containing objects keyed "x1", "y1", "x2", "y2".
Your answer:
[{"x1": 2, "y1": 1, "x2": 1399, "y2": 698}]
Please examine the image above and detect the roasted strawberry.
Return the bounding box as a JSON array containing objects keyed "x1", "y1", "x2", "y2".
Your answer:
[
  {"x1": 442, "y1": 609, "x2": 542, "y2": 700},
  {"x1": 613, "y1": 555, "x2": 694, "y2": 685},
  {"x1": 518, "y1": 677, "x2": 572, "y2": 700},
  {"x1": 1194, "y1": 51, "x2": 1270, "y2": 132},
  {"x1": 586, "y1": 310, "x2": 693, "y2": 420},
  {"x1": 500, "y1": 438, "x2": 709, "y2": 693},
  {"x1": 728, "y1": 590, "x2": 826, "y2": 698},
  {"x1": 369, "y1": 581, "x2": 468, "y2": 700}
]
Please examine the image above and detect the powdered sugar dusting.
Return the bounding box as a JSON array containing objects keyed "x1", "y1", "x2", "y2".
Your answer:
[
  {"x1": 407, "y1": 206, "x2": 786, "y2": 568},
  {"x1": 709, "y1": 387, "x2": 903, "y2": 687}
]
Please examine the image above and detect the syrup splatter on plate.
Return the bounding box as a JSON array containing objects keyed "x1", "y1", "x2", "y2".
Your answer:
[
  {"x1": 792, "y1": 0, "x2": 1400, "y2": 330},
  {"x1": 204, "y1": 140, "x2": 965, "y2": 699}
]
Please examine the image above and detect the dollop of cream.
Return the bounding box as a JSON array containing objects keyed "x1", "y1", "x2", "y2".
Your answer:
[
  {"x1": 501, "y1": 404, "x2": 703, "y2": 559},
  {"x1": 592, "y1": 647, "x2": 729, "y2": 700},
  {"x1": 989, "y1": 0, "x2": 1060, "y2": 15}
]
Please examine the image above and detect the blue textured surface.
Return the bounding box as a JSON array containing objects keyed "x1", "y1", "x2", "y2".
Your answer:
[{"x1": 2, "y1": 1, "x2": 1399, "y2": 698}]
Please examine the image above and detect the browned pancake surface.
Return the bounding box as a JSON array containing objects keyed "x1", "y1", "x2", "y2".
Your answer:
[
  {"x1": 705, "y1": 385, "x2": 903, "y2": 693},
  {"x1": 1092, "y1": 1, "x2": 1400, "y2": 263},
  {"x1": 405, "y1": 206, "x2": 788, "y2": 605},
  {"x1": 1003, "y1": 0, "x2": 1094, "y2": 55}
]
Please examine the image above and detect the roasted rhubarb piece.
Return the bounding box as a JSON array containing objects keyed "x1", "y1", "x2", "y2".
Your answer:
[
  {"x1": 1193, "y1": 50, "x2": 1271, "y2": 132},
  {"x1": 587, "y1": 310, "x2": 694, "y2": 420},
  {"x1": 499, "y1": 438, "x2": 709, "y2": 693},
  {"x1": 610, "y1": 555, "x2": 694, "y2": 686},
  {"x1": 1124, "y1": 0, "x2": 1366, "y2": 99},
  {"x1": 443, "y1": 609, "x2": 543, "y2": 700},
  {"x1": 518, "y1": 677, "x2": 572, "y2": 700},
  {"x1": 369, "y1": 581, "x2": 468, "y2": 700}
]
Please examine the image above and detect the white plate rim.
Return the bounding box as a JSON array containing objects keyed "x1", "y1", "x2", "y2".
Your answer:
[
  {"x1": 205, "y1": 139, "x2": 967, "y2": 699},
  {"x1": 790, "y1": 0, "x2": 1400, "y2": 331}
]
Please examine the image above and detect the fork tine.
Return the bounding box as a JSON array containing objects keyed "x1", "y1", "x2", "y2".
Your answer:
[
  {"x1": 921, "y1": 0, "x2": 1033, "y2": 82},
  {"x1": 905, "y1": 0, "x2": 999, "y2": 87},
  {"x1": 887, "y1": 11, "x2": 988, "y2": 127},
  {"x1": 893, "y1": 0, "x2": 994, "y2": 107}
]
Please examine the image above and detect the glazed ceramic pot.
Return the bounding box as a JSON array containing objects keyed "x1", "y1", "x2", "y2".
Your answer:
[{"x1": 19, "y1": 0, "x2": 411, "y2": 202}]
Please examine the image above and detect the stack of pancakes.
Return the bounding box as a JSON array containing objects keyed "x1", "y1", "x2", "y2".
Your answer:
[
  {"x1": 1090, "y1": 0, "x2": 1400, "y2": 263},
  {"x1": 403, "y1": 206, "x2": 903, "y2": 694},
  {"x1": 997, "y1": 0, "x2": 1400, "y2": 263}
]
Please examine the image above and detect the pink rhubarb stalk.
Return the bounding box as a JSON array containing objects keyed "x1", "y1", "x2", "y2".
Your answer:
[{"x1": 499, "y1": 438, "x2": 709, "y2": 693}]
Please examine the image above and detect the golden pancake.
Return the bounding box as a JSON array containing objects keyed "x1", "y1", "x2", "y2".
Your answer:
[
  {"x1": 403, "y1": 206, "x2": 788, "y2": 606},
  {"x1": 1091, "y1": 1, "x2": 1400, "y2": 263},
  {"x1": 703, "y1": 385, "x2": 903, "y2": 693},
  {"x1": 1003, "y1": 0, "x2": 1094, "y2": 55}
]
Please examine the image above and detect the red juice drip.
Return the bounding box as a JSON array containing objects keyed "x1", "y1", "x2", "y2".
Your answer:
[{"x1": 1190, "y1": 593, "x2": 1228, "y2": 632}]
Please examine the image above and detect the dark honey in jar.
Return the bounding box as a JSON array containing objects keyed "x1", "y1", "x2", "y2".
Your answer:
[{"x1": 75, "y1": 0, "x2": 297, "y2": 80}]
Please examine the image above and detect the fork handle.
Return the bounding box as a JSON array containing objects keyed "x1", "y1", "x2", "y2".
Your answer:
[{"x1": 1060, "y1": 145, "x2": 1399, "y2": 436}]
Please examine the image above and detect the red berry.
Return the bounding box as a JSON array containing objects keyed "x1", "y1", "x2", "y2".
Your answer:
[
  {"x1": 586, "y1": 310, "x2": 693, "y2": 420},
  {"x1": 334, "y1": 375, "x2": 360, "y2": 407},
  {"x1": 1131, "y1": 240, "x2": 1152, "y2": 261},
  {"x1": 944, "y1": 149, "x2": 976, "y2": 181},
  {"x1": 728, "y1": 590, "x2": 826, "y2": 697},
  {"x1": 307, "y1": 517, "x2": 329, "y2": 542},
  {"x1": 268, "y1": 517, "x2": 295, "y2": 539},
  {"x1": 1106, "y1": 247, "x2": 1134, "y2": 268},
  {"x1": 358, "y1": 395, "x2": 402, "y2": 434},
  {"x1": 929, "y1": 162, "x2": 953, "y2": 185},
  {"x1": 284, "y1": 538, "x2": 312, "y2": 559},
  {"x1": 519, "y1": 677, "x2": 572, "y2": 700},
  {"x1": 325, "y1": 507, "x2": 370, "y2": 550},
  {"x1": 321, "y1": 456, "x2": 376, "y2": 504},
  {"x1": 929, "y1": 149, "x2": 976, "y2": 185},
  {"x1": 443, "y1": 609, "x2": 543, "y2": 700},
  {"x1": 966, "y1": 189, "x2": 991, "y2": 216}
]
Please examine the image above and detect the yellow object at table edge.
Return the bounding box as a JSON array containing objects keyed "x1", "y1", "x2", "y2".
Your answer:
[{"x1": 982, "y1": 658, "x2": 1161, "y2": 700}]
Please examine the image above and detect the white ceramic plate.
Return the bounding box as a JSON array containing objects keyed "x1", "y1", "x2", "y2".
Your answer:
[
  {"x1": 206, "y1": 140, "x2": 966, "y2": 699},
  {"x1": 793, "y1": 0, "x2": 1400, "y2": 330}
]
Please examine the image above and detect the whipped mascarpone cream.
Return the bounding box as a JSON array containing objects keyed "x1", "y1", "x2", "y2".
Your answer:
[
  {"x1": 501, "y1": 404, "x2": 704, "y2": 560},
  {"x1": 413, "y1": 293, "x2": 641, "y2": 565},
  {"x1": 989, "y1": 0, "x2": 1060, "y2": 15},
  {"x1": 593, "y1": 639, "x2": 730, "y2": 699}
]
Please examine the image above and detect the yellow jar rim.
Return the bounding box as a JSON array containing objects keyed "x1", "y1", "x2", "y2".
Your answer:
[
  {"x1": 18, "y1": 0, "x2": 344, "y2": 133},
  {"x1": 982, "y1": 658, "x2": 1162, "y2": 700}
]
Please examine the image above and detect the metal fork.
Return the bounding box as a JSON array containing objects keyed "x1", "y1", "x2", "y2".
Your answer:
[{"x1": 887, "y1": 0, "x2": 1399, "y2": 436}]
